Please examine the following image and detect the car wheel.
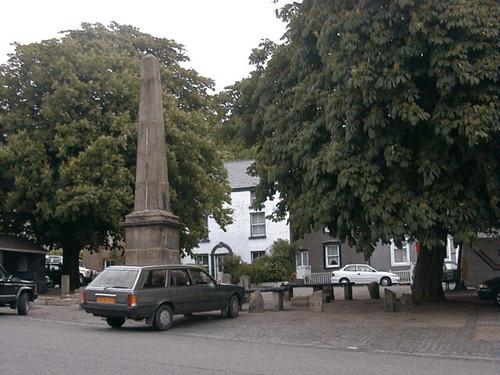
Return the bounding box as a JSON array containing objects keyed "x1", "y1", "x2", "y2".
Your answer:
[
  {"x1": 339, "y1": 278, "x2": 350, "y2": 285},
  {"x1": 106, "y1": 317, "x2": 125, "y2": 328},
  {"x1": 153, "y1": 304, "x2": 173, "y2": 331},
  {"x1": 380, "y1": 277, "x2": 392, "y2": 287},
  {"x1": 495, "y1": 291, "x2": 500, "y2": 307},
  {"x1": 224, "y1": 295, "x2": 240, "y2": 319},
  {"x1": 17, "y1": 292, "x2": 30, "y2": 315}
]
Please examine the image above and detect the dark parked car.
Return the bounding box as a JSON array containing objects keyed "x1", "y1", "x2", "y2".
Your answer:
[
  {"x1": 477, "y1": 277, "x2": 500, "y2": 306},
  {"x1": 81, "y1": 265, "x2": 245, "y2": 331},
  {"x1": 0, "y1": 264, "x2": 37, "y2": 315}
]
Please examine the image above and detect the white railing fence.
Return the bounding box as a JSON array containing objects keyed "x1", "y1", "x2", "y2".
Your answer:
[
  {"x1": 304, "y1": 272, "x2": 332, "y2": 285},
  {"x1": 391, "y1": 269, "x2": 412, "y2": 284}
]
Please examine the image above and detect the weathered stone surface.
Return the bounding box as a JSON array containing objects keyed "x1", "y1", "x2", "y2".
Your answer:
[
  {"x1": 343, "y1": 283, "x2": 353, "y2": 300},
  {"x1": 123, "y1": 55, "x2": 181, "y2": 265},
  {"x1": 61, "y1": 275, "x2": 70, "y2": 296},
  {"x1": 271, "y1": 290, "x2": 284, "y2": 311},
  {"x1": 249, "y1": 290, "x2": 265, "y2": 313},
  {"x1": 220, "y1": 273, "x2": 232, "y2": 284},
  {"x1": 400, "y1": 293, "x2": 414, "y2": 308},
  {"x1": 323, "y1": 285, "x2": 334, "y2": 302},
  {"x1": 135, "y1": 55, "x2": 170, "y2": 212},
  {"x1": 309, "y1": 291, "x2": 324, "y2": 312},
  {"x1": 239, "y1": 275, "x2": 250, "y2": 290},
  {"x1": 384, "y1": 288, "x2": 397, "y2": 312},
  {"x1": 368, "y1": 282, "x2": 380, "y2": 299}
]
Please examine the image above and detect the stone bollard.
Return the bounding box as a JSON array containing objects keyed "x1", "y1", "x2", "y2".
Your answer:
[
  {"x1": 384, "y1": 288, "x2": 397, "y2": 312},
  {"x1": 61, "y1": 275, "x2": 70, "y2": 296},
  {"x1": 220, "y1": 273, "x2": 232, "y2": 284},
  {"x1": 249, "y1": 290, "x2": 265, "y2": 313},
  {"x1": 283, "y1": 287, "x2": 292, "y2": 301},
  {"x1": 367, "y1": 282, "x2": 380, "y2": 299},
  {"x1": 309, "y1": 291, "x2": 324, "y2": 313},
  {"x1": 343, "y1": 283, "x2": 353, "y2": 300},
  {"x1": 400, "y1": 293, "x2": 413, "y2": 309},
  {"x1": 271, "y1": 290, "x2": 284, "y2": 311},
  {"x1": 239, "y1": 275, "x2": 250, "y2": 290},
  {"x1": 323, "y1": 285, "x2": 334, "y2": 302}
]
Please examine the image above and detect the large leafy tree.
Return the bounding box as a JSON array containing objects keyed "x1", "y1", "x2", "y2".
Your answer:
[
  {"x1": 227, "y1": 0, "x2": 499, "y2": 302},
  {"x1": 0, "y1": 23, "x2": 232, "y2": 290}
]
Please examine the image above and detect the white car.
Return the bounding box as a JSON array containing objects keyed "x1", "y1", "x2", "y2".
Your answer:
[{"x1": 331, "y1": 264, "x2": 400, "y2": 286}]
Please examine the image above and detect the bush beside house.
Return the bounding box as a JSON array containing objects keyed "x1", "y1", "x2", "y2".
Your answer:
[{"x1": 222, "y1": 239, "x2": 297, "y2": 284}]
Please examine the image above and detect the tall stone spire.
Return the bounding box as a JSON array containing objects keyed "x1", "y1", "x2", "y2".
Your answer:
[
  {"x1": 122, "y1": 55, "x2": 181, "y2": 266},
  {"x1": 134, "y1": 55, "x2": 170, "y2": 212}
]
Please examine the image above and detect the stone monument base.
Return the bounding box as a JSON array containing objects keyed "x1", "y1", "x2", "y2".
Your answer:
[{"x1": 122, "y1": 210, "x2": 182, "y2": 266}]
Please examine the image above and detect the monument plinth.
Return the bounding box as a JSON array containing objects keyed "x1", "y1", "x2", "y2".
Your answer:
[{"x1": 122, "y1": 55, "x2": 181, "y2": 265}]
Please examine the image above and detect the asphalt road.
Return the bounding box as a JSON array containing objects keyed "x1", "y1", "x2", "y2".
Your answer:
[{"x1": 0, "y1": 312, "x2": 497, "y2": 375}]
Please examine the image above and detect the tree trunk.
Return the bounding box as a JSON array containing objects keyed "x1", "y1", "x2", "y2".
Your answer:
[
  {"x1": 62, "y1": 245, "x2": 80, "y2": 292},
  {"x1": 412, "y1": 243, "x2": 445, "y2": 303}
]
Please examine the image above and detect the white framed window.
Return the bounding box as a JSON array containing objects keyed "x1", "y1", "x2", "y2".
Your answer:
[
  {"x1": 324, "y1": 242, "x2": 340, "y2": 268},
  {"x1": 250, "y1": 190, "x2": 263, "y2": 210},
  {"x1": 251, "y1": 250, "x2": 266, "y2": 262},
  {"x1": 250, "y1": 212, "x2": 266, "y2": 237},
  {"x1": 390, "y1": 239, "x2": 411, "y2": 266},
  {"x1": 297, "y1": 250, "x2": 310, "y2": 267},
  {"x1": 194, "y1": 254, "x2": 209, "y2": 266}
]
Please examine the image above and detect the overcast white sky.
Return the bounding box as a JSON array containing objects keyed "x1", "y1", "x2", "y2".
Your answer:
[{"x1": 0, "y1": 0, "x2": 289, "y2": 91}]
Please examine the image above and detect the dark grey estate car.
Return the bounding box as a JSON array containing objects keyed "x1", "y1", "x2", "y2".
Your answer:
[{"x1": 81, "y1": 265, "x2": 245, "y2": 331}]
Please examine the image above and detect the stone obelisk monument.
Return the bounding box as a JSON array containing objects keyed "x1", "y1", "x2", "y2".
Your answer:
[{"x1": 122, "y1": 55, "x2": 181, "y2": 265}]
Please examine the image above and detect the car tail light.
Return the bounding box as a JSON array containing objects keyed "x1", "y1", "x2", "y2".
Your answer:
[
  {"x1": 128, "y1": 293, "x2": 137, "y2": 307},
  {"x1": 478, "y1": 284, "x2": 488, "y2": 289}
]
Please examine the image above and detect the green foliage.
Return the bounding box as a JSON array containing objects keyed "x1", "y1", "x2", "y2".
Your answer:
[
  {"x1": 226, "y1": 0, "x2": 500, "y2": 258},
  {"x1": 0, "y1": 23, "x2": 232, "y2": 264},
  {"x1": 222, "y1": 240, "x2": 297, "y2": 284},
  {"x1": 221, "y1": 255, "x2": 245, "y2": 284}
]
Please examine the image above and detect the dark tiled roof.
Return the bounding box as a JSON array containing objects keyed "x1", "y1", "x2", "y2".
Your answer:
[{"x1": 224, "y1": 160, "x2": 259, "y2": 190}]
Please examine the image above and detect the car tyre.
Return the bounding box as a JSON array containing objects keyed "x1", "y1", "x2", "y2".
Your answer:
[
  {"x1": 495, "y1": 291, "x2": 500, "y2": 307},
  {"x1": 153, "y1": 304, "x2": 173, "y2": 331},
  {"x1": 17, "y1": 292, "x2": 30, "y2": 315},
  {"x1": 339, "y1": 278, "x2": 350, "y2": 285},
  {"x1": 106, "y1": 317, "x2": 125, "y2": 328},
  {"x1": 224, "y1": 295, "x2": 240, "y2": 319},
  {"x1": 380, "y1": 277, "x2": 392, "y2": 287}
]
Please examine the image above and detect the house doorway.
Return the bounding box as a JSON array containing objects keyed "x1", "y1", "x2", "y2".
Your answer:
[{"x1": 210, "y1": 242, "x2": 233, "y2": 281}]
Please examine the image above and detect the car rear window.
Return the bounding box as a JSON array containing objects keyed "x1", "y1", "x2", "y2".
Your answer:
[{"x1": 89, "y1": 268, "x2": 139, "y2": 289}]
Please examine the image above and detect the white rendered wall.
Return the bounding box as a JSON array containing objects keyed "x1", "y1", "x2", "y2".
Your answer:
[{"x1": 183, "y1": 189, "x2": 290, "y2": 270}]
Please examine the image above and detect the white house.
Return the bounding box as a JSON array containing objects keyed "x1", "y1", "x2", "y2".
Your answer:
[{"x1": 183, "y1": 160, "x2": 290, "y2": 279}]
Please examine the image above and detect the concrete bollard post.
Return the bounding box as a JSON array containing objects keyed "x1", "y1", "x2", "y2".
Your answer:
[
  {"x1": 367, "y1": 282, "x2": 380, "y2": 299},
  {"x1": 323, "y1": 285, "x2": 334, "y2": 303},
  {"x1": 343, "y1": 283, "x2": 353, "y2": 300},
  {"x1": 384, "y1": 288, "x2": 397, "y2": 312},
  {"x1": 239, "y1": 275, "x2": 250, "y2": 290},
  {"x1": 271, "y1": 290, "x2": 284, "y2": 311},
  {"x1": 249, "y1": 290, "x2": 265, "y2": 313},
  {"x1": 61, "y1": 275, "x2": 70, "y2": 296},
  {"x1": 309, "y1": 291, "x2": 324, "y2": 312},
  {"x1": 220, "y1": 273, "x2": 232, "y2": 284}
]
